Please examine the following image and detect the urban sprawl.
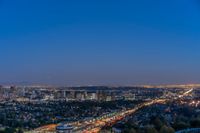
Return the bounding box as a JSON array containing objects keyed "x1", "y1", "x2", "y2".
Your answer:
[{"x1": 0, "y1": 85, "x2": 200, "y2": 133}]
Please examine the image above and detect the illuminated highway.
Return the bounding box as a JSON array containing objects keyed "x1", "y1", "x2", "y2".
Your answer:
[
  {"x1": 81, "y1": 88, "x2": 193, "y2": 133},
  {"x1": 79, "y1": 99, "x2": 166, "y2": 133},
  {"x1": 30, "y1": 88, "x2": 193, "y2": 133}
]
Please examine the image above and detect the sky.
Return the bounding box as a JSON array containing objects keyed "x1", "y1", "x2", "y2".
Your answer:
[{"x1": 0, "y1": 0, "x2": 200, "y2": 86}]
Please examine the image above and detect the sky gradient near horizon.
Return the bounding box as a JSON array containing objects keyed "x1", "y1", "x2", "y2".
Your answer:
[{"x1": 0, "y1": 0, "x2": 200, "y2": 86}]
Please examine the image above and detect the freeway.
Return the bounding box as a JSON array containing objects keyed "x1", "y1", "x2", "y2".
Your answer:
[
  {"x1": 81, "y1": 99, "x2": 167, "y2": 133},
  {"x1": 31, "y1": 88, "x2": 193, "y2": 133},
  {"x1": 81, "y1": 88, "x2": 193, "y2": 133}
]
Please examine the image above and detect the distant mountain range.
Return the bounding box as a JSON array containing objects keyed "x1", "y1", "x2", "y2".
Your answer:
[{"x1": 0, "y1": 81, "x2": 200, "y2": 89}]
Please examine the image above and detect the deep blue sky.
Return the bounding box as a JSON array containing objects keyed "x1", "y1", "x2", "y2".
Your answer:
[{"x1": 0, "y1": 0, "x2": 200, "y2": 86}]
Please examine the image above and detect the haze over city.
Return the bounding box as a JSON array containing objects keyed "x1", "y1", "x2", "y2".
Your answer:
[{"x1": 1, "y1": 0, "x2": 200, "y2": 86}]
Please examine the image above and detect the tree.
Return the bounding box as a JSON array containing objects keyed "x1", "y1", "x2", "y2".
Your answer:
[
  {"x1": 129, "y1": 128, "x2": 136, "y2": 133},
  {"x1": 124, "y1": 128, "x2": 136, "y2": 133},
  {"x1": 160, "y1": 125, "x2": 175, "y2": 133},
  {"x1": 190, "y1": 118, "x2": 200, "y2": 128},
  {"x1": 17, "y1": 128, "x2": 23, "y2": 133},
  {"x1": 146, "y1": 126, "x2": 158, "y2": 133},
  {"x1": 153, "y1": 118, "x2": 163, "y2": 130},
  {"x1": 173, "y1": 121, "x2": 189, "y2": 131},
  {"x1": 4, "y1": 128, "x2": 16, "y2": 133}
]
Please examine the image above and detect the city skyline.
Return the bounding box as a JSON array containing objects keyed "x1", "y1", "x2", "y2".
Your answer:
[{"x1": 1, "y1": 0, "x2": 200, "y2": 86}]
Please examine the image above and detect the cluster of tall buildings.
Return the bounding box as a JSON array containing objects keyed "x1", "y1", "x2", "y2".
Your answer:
[
  {"x1": 55, "y1": 90, "x2": 116, "y2": 101},
  {"x1": 0, "y1": 85, "x2": 168, "y2": 102}
]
